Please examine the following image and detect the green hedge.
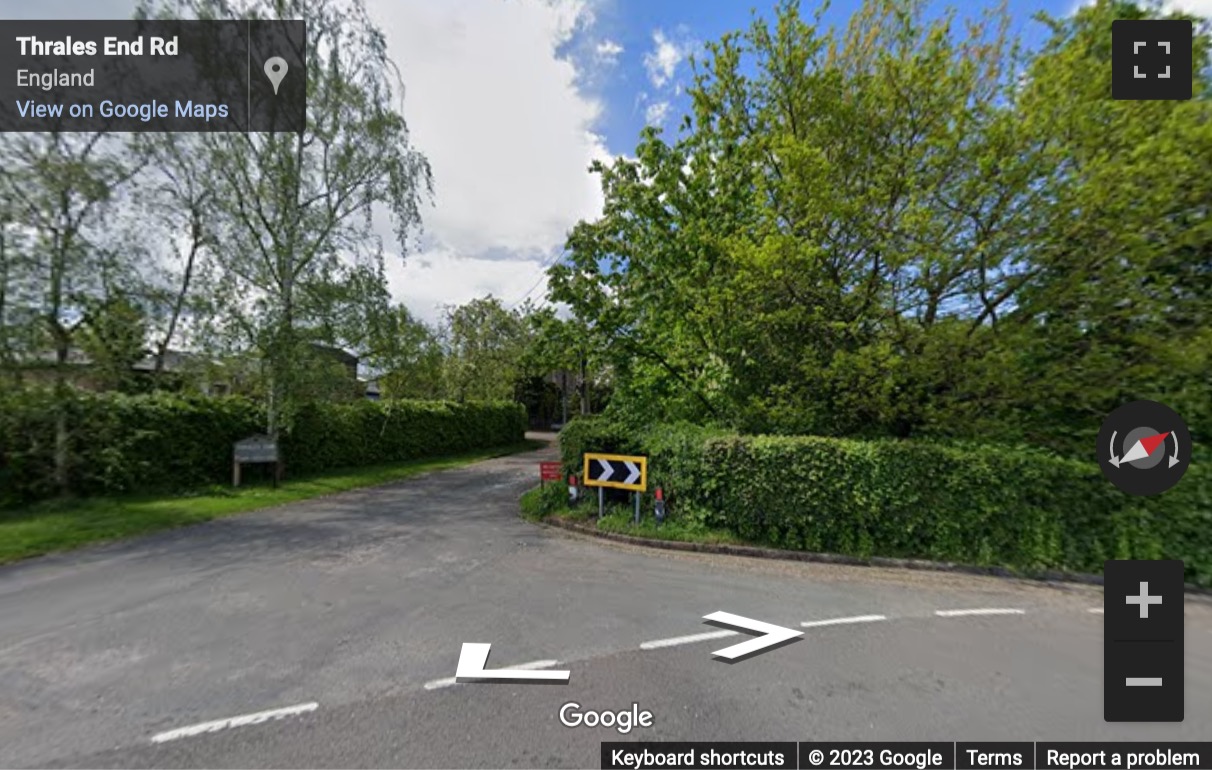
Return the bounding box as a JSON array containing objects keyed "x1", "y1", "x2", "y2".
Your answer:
[
  {"x1": 283, "y1": 399, "x2": 527, "y2": 474},
  {"x1": 559, "y1": 418, "x2": 1211, "y2": 587},
  {"x1": 557, "y1": 415, "x2": 645, "y2": 479},
  {"x1": 0, "y1": 390, "x2": 527, "y2": 505}
]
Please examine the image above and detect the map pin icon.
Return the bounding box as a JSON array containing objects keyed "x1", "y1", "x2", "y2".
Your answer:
[{"x1": 264, "y1": 57, "x2": 288, "y2": 95}]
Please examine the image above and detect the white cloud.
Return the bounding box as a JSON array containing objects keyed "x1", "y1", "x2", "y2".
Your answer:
[
  {"x1": 386, "y1": 248, "x2": 550, "y2": 323},
  {"x1": 1163, "y1": 0, "x2": 1212, "y2": 14},
  {"x1": 21, "y1": 0, "x2": 612, "y2": 322},
  {"x1": 644, "y1": 100, "x2": 670, "y2": 127},
  {"x1": 1070, "y1": 0, "x2": 1212, "y2": 15},
  {"x1": 370, "y1": 0, "x2": 612, "y2": 317},
  {"x1": 595, "y1": 38, "x2": 624, "y2": 62},
  {"x1": 643, "y1": 28, "x2": 692, "y2": 88}
]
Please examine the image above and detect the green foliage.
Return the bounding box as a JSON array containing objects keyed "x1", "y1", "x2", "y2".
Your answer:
[
  {"x1": 556, "y1": 415, "x2": 645, "y2": 477},
  {"x1": 0, "y1": 389, "x2": 526, "y2": 506},
  {"x1": 548, "y1": 0, "x2": 1212, "y2": 454},
  {"x1": 519, "y1": 483, "x2": 570, "y2": 520},
  {"x1": 0, "y1": 389, "x2": 262, "y2": 505},
  {"x1": 559, "y1": 421, "x2": 1211, "y2": 586},
  {"x1": 134, "y1": 0, "x2": 433, "y2": 441},
  {"x1": 76, "y1": 294, "x2": 149, "y2": 394},
  {"x1": 284, "y1": 399, "x2": 526, "y2": 474},
  {"x1": 367, "y1": 305, "x2": 447, "y2": 400},
  {"x1": 442, "y1": 296, "x2": 531, "y2": 403}
]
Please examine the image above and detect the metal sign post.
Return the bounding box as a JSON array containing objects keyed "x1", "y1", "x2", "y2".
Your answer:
[{"x1": 583, "y1": 452, "x2": 648, "y2": 522}]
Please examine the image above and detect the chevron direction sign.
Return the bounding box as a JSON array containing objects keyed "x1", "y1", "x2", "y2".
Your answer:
[{"x1": 583, "y1": 452, "x2": 647, "y2": 492}]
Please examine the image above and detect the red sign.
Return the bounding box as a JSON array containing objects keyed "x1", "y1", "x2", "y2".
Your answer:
[{"x1": 540, "y1": 462, "x2": 563, "y2": 481}]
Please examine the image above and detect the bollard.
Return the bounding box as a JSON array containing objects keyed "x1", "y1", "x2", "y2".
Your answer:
[
  {"x1": 654, "y1": 486, "x2": 665, "y2": 525},
  {"x1": 568, "y1": 475, "x2": 579, "y2": 507}
]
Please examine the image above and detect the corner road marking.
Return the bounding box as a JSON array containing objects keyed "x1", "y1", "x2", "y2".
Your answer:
[
  {"x1": 423, "y1": 659, "x2": 563, "y2": 690},
  {"x1": 801, "y1": 614, "x2": 887, "y2": 628},
  {"x1": 639, "y1": 629, "x2": 740, "y2": 650},
  {"x1": 1088, "y1": 608, "x2": 1105, "y2": 614},
  {"x1": 935, "y1": 608, "x2": 1026, "y2": 617},
  {"x1": 150, "y1": 702, "x2": 318, "y2": 744}
]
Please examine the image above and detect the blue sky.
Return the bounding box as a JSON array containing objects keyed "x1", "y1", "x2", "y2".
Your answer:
[{"x1": 568, "y1": 0, "x2": 1075, "y2": 159}]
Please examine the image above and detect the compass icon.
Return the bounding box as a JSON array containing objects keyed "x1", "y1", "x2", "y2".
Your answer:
[{"x1": 1098, "y1": 400, "x2": 1190, "y2": 495}]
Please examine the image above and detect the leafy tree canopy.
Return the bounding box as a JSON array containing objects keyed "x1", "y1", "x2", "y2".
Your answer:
[{"x1": 548, "y1": 0, "x2": 1211, "y2": 455}]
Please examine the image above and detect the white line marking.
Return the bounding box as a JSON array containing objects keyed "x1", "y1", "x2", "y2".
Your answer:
[
  {"x1": 934, "y1": 608, "x2": 1025, "y2": 617},
  {"x1": 1088, "y1": 608, "x2": 1105, "y2": 614},
  {"x1": 1126, "y1": 677, "x2": 1163, "y2": 687},
  {"x1": 639, "y1": 629, "x2": 739, "y2": 650},
  {"x1": 150, "y1": 702, "x2": 318, "y2": 744},
  {"x1": 423, "y1": 659, "x2": 562, "y2": 690},
  {"x1": 801, "y1": 614, "x2": 887, "y2": 628}
]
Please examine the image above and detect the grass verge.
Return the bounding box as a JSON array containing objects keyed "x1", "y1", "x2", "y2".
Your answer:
[
  {"x1": 0, "y1": 440, "x2": 545, "y2": 565},
  {"x1": 520, "y1": 485, "x2": 743, "y2": 546}
]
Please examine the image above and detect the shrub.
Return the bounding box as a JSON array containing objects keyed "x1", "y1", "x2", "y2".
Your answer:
[
  {"x1": 558, "y1": 421, "x2": 1211, "y2": 587},
  {"x1": 0, "y1": 389, "x2": 263, "y2": 505},
  {"x1": 557, "y1": 414, "x2": 645, "y2": 477},
  {"x1": 0, "y1": 389, "x2": 527, "y2": 505},
  {"x1": 283, "y1": 399, "x2": 526, "y2": 474}
]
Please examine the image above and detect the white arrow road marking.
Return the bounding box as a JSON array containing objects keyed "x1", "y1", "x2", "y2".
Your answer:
[
  {"x1": 426, "y1": 657, "x2": 563, "y2": 690},
  {"x1": 453, "y1": 643, "x2": 570, "y2": 683},
  {"x1": 623, "y1": 461, "x2": 641, "y2": 485},
  {"x1": 703, "y1": 611, "x2": 803, "y2": 661},
  {"x1": 151, "y1": 703, "x2": 318, "y2": 743},
  {"x1": 596, "y1": 459, "x2": 614, "y2": 482}
]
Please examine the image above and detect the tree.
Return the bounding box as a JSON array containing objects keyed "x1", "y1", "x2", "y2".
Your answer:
[
  {"x1": 442, "y1": 296, "x2": 528, "y2": 403},
  {"x1": 521, "y1": 309, "x2": 601, "y2": 421},
  {"x1": 365, "y1": 305, "x2": 446, "y2": 399},
  {"x1": 140, "y1": 0, "x2": 432, "y2": 442},
  {"x1": 132, "y1": 132, "x2": 220, "y2": 380},
  {"x1": 0, "y1": 128, "x2": 143, "y2": 490},
  {"x1": 76, "y1": 293, "x2": 149, "y2": 393},
  {"x1": 549, "y1": 0, "x2": 1211, "y2": 452}
]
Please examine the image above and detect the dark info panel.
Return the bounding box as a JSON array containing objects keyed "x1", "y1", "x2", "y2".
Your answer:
[
  {"x1": 599, "y1": 743, "x2": 1212, "y2": 770},
  {"x1": 1104, "y1": 560, "x2": 1185, "y2": 722},
  {"x1": 0, "y1": 20, "x2": 305, "y2": 132}
]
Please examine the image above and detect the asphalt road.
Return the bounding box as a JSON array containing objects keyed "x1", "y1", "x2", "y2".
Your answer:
[{"x1": 1, "y1": 437, "x2": 1209, "y2": 768}]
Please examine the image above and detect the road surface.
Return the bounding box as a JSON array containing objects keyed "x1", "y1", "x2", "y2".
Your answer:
[{"x1": 1, "y1": 437, "x2": 1209, "y2": 768}]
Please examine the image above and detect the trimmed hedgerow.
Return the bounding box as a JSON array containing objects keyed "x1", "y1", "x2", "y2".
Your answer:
[
  {"x1": 0, "y1": 389, "x2": 526, "y2": 505},
  {"x1": 282, "y1": 399, "x2": 526, "y2": 474},
  {"x1": 558, "y1": 418, "x2": 1211, "y2": 587}
]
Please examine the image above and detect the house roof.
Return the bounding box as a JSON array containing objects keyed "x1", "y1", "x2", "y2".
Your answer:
[
  {"x1": 309, "y1": 343, "x2": 359, "y2": 366},
  {"x1": 131, "y1": 349, "x2": 214, "y2": 372}
]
